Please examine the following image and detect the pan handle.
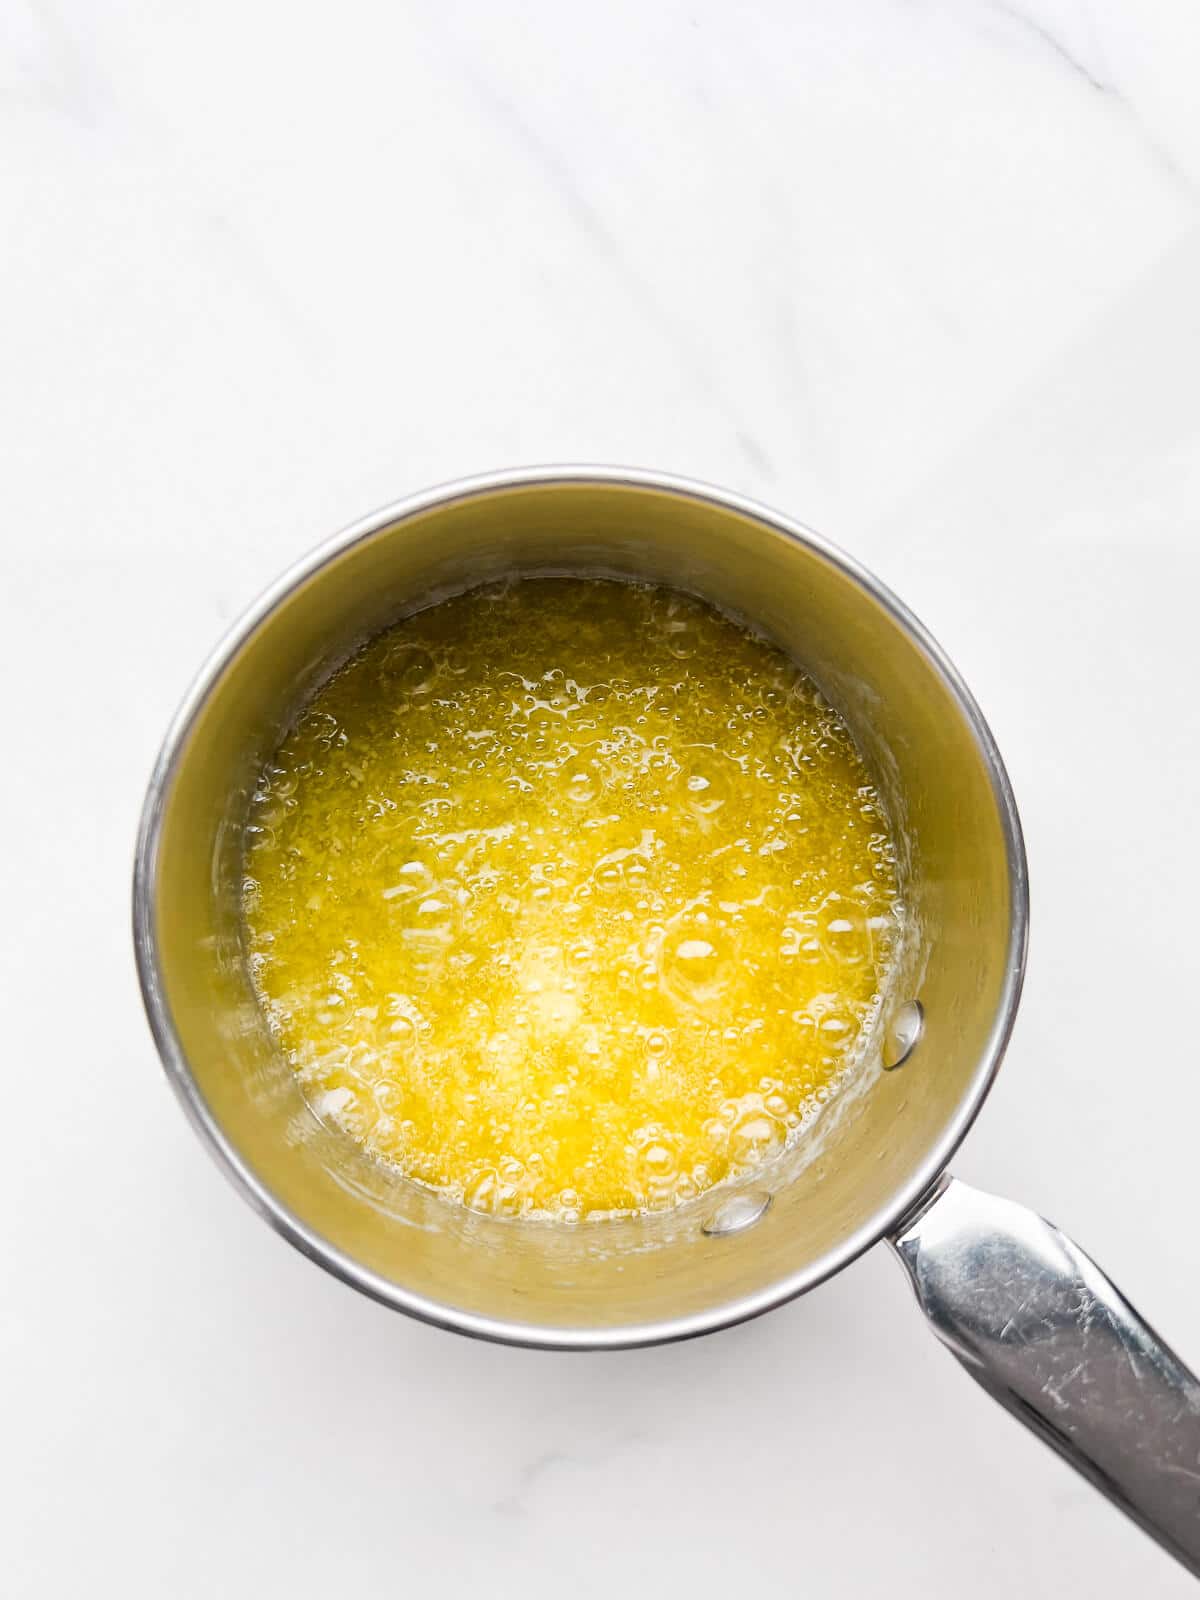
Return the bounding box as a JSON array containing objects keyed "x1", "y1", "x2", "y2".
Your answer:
[{"x1": 889, "y1": 1176, "x2": 1200, "y2": 1577}]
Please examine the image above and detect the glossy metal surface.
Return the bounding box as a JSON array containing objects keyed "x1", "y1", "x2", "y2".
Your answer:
[
  {"x1": 892, "y1": 1179, "x2": 1200, "y2": 1577},
  {"x1": 134, "y1": 467, "x2": 1027, "y2": 1345}
]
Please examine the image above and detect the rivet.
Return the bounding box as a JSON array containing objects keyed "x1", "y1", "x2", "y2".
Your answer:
[
  {"x1": 702, "y1": 1189, "x2": 772, "y2": 1237},
  {"x1": 882, "y1": 999, "x2": 924, "y2": 1071}
]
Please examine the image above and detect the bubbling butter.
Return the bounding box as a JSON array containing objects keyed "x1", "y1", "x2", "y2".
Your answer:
[{"x1": 243, "y1": 578, "x2": 902, "y2": 1218}]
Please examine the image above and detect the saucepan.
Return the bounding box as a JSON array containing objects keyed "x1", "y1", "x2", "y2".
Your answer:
[{"x1": 133, "y1": 468, "x2": 1200, "y2": 1577}]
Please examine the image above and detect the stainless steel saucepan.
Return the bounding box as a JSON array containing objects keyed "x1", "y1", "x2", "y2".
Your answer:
[{"x1": 133, "y1": 468, "x2": 1200, "y2": 1577}]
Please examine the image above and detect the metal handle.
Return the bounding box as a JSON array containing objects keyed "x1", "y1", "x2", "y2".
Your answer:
[{"x1": 890, "y1": 1176, "x2": 1200, "y2": 1578}]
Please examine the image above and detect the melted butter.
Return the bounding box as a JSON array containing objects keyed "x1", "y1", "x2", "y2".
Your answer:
[{"x1": 243, "y1": 578, "x2": 902, "y2": 1218}]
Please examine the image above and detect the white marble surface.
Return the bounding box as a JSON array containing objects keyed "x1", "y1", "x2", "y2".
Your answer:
[{"x1": 5, "y1": 1, "x2": 1200, "y2": 1593}]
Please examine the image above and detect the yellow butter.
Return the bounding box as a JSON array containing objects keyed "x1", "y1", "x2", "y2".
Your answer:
[{"x1": 243, "y1": 578, "x2": 902, "y2": 1218}]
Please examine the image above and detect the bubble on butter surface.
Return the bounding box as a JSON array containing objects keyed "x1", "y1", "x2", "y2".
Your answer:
[{"x1": 243, "y1": 578, "x2": 903, "y2": 1217}]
